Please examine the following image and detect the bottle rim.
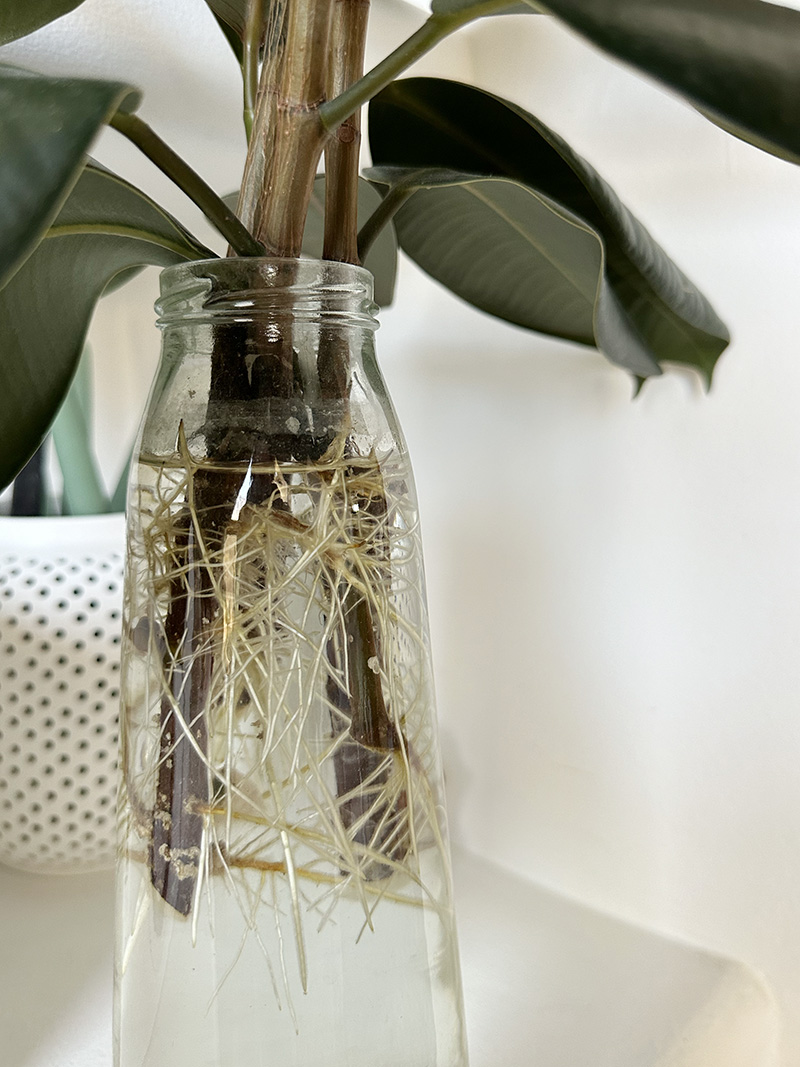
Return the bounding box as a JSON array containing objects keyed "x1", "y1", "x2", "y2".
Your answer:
[{"x1": 156, "y1": 257, "x2": 379, "y2": 331}]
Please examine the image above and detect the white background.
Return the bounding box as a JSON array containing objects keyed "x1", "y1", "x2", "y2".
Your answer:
[{"x1": 5, "y1": 0, "x2": 800, "y2": 1060}]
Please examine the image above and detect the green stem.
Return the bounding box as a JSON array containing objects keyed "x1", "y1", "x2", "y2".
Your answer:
[
  {"x1": 109, "y1": 112, "x2": 264, "y2": 257},
  {"x1": 357, "y1": 185, "x2": 414, "y2": 260},
  {"x1": 319, "y1": 1, "x2": 510, "y2": 132},
  {"x1": 246, "y1": 0, "x2": 335, "y2": 254},
  {"x1": 243, "y1": 0, "x2": 266, "y2": 142}
]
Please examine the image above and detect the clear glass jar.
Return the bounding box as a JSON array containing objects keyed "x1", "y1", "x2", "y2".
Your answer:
[{"x1": 115, "y1": 258, "x2": 469, "y2": 1067}]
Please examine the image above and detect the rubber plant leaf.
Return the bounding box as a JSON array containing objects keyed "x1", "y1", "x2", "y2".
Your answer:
[
  {"x1": 0, "y1": 0, "x2": 87, "y2": 44},
  {"x1": 211, "y1": 14, "x2": 245, "y2": 64},
  {"x1": 429, "y1": 0, "x2": 540, "y2": 17},
  {"x1": 204, "y1": 0, "x2": 252, "y2": 40},
  {"x1": 368, "y1": 78, "x2": 729, "y2": 382},
  {"x1": 367, "y1": 165, "x2": 663, "y2": 378},
  {"x1": 430, "y1": 0, "x2": 800, "y2": 164},
  {"x1": 0, "y1": 162, "x2": 214, "y2": 492},
  {"x1": 0, "y1": 64, "x2": 141, "y2": 288},
  {"x1": 203, "y1": 0, "x2": 271, "y2": 59}
]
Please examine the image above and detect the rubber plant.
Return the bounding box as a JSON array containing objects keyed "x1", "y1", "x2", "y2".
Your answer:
[
  {"x1": 3, "y1": 0, "x2": 800, "y2": 1064},
  {"x1": 3, "y1": 0, "x2": 800, "y2": 492}
]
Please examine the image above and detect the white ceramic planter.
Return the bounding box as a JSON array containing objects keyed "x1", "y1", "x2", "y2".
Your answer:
[{"x1": 0, "y1": 514, "x2": 125, "y2": 873}]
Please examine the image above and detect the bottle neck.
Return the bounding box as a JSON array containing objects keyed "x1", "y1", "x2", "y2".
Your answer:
[
  {"x1": 152, "y1": 258, "x2": 382, "y2": 467},
  {"x1": 157, "y1": 257, "x2": 379, "y2": 332}
]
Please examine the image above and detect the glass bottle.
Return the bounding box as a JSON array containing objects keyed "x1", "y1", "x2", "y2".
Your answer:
[{"x1": 115, "y1": 258, "x2": 469, "y2": 1067}]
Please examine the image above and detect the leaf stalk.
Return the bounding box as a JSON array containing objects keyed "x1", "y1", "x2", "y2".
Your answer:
[
  {"x1": 243, "y1": 0, "x2": 266, "y2": 141},
  {"x1": 319, "y1": 1, "x2": 512, "y2": 133},
  {"x1": 357, "y1": 183, "x2": 414, "y2": 260},
  {"x1": 109, "y1": 111, "x2": 264, "y2": 257}
]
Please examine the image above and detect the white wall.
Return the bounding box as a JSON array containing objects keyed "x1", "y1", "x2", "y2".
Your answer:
[
  {"x1": 7, "y1": 1, "x2": 800, "y2": 1061},
  {"x1": 406, "y1": 14, "x2": 800, "y2": 1062}
]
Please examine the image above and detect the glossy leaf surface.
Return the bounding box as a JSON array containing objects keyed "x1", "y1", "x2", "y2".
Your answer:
[
  {"x1": 430, "y1": 0, "x2": 537, "y2": 15},
  {"x1": 0, "y1": 163, "x2": 213, "y2": 491},
  {"x1": 210, "y1": 11, "x2": 245, "y2": 63},
  {"x1": 0, "y1": 65, "x2": 140, "y2": 289},
  {"x1": 369, "y1": 78, "x2": 729, "y2": 380},
  {"x1": 0, "y1": 0, "x2": 87, "y2": 44},
  {"x1": 367, "y1": 166, "x2": 662, "y2": 376},
  {"x1": 203, "y1": 0, "x2": 273, "y2": 50},
  {"x1": 430, "y1": 0, "x2": 800, "y2": 163},
  {"x1": 204, "y1": 0, "x2": 252, "y2": 39}
]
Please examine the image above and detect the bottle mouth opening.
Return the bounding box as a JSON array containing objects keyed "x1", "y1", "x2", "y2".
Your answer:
[{"x1": 156, "y1": 257, "x2": 379, "y2": 330}]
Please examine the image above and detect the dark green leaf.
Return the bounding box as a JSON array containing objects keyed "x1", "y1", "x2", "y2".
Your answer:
[
  {"x1": 0, "y1": 0, "x2": 87, "y2": 44},
  {"x1": 367, "y1": 166, "x2": 665, "y2": 377},
  {"x1": 204, "y1": 0, "x2": 273, "y2": 50},
  {"x1": 368, "y1": 78, "x2": 729, "y2": 382},
  {"x1": 540, "y1": 0, "x2": 800, "y2": 163},
  {"x1": 211, "y1": 11, "x2": 245, "y2": 64},
  {"x1": 0, "y1": 64, "x2": 140, "y2": 289},
  {"x1": 0, "y1": 162, "x2": 214, "y2": 491},
  {"x1": 205, "y1": 0, "x2": 250, "y2": 39},
  {"x1": 304, "y1": 175, "x2": 398, "y2": 307},
  {"x1": 430, "y1": 0, "x2": 538, "y2": 15},
  {"x1": 431, "y1": 0, "x2": 800, "y2": 164}
]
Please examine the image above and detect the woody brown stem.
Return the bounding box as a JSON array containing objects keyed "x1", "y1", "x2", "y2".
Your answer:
[
  {"x1": 323, "y1": 0, "x2": 370, "y2": 263},
  {"x1": 217, "y1": 0, "x2": 404, "y2": 896},
  {"x1": 237, "y1": 0, "x2": 288, "y2": 237},
  {"x1": 151, "y1": 511, "x2": 213, "y2": 916},
  {"x1": 318, "y1": 1, "x2": 407, "y2": 878},
  {"x1": 239, "y1": 0, "x2": 335, "y2": 255}
]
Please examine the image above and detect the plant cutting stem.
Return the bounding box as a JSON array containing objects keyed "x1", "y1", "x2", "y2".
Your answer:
[
  {"x1": 323, "y1": 0, "x2": 371, "y2": 263},
  {"x1": 316, "y1": 0, "x2": 408, "y2": 875},
  {"x1": 239, "y1": 0, "x2": 335, "y2": 254},
  {"x1": 236, "y1": 0, "x2": 288, "y2": 240},
  {"x1": 145, "y1": 0, "x2": 434, "y2": 920},
  {"x1": 109, "y1": 112, "x2": 263, "y2": 257},
  {"x1": 319, "y1": 0, "x2": 511, "y2": 134}
]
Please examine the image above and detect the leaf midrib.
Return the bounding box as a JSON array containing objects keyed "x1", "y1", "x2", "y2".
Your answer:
[
  {"x1": 44, "y1": 223, "x2": 207, "y2": 260},
  {"x1": 390, "y1": 93, "x2": 721, "y2": 360},
  {"x1": 460, "y1": 182, "x2": 598, "y2": 303}
]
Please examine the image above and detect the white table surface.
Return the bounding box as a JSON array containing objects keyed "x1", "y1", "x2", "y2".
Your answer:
[{"x1": 0, "y1": 847, "x2": 780, "y2": 1067}]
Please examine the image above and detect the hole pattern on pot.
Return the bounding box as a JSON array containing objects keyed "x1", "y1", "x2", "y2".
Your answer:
[{"x1": 0, "y1": 551, "x2": 122, "y2": 873}]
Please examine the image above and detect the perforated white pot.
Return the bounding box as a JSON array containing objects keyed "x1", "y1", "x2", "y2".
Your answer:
[{"x1": 0, "y1": 514, "x2": 125, "y2": 873}]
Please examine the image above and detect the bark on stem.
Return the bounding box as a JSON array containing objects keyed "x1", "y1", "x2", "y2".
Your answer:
[
  {"x1": 238, "y1": 0, "x2": 335, "y2": 255},
  {"x1": 318, "y1": 0, "x2": 513, "y2": 135},
  {"x1": 319, "y1": 5, "x2": 406, "y2": 876},
  {"x1": 323, "y1": 0, "x2": 371, "y2": 264},
  {"x1": 237, "y1": 0, "x2": 289, "y2": 237}
]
